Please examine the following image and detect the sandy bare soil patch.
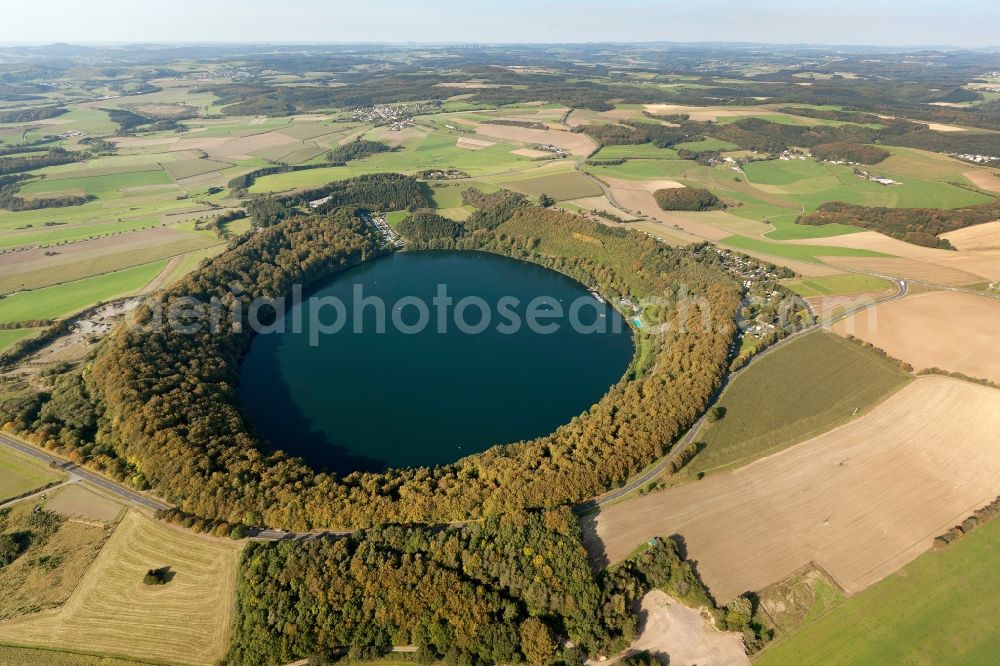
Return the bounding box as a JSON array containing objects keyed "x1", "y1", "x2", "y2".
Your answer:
[
  {"x1": 473, "y1": 123, "x2": 596, "y2": 155},
  {"x1": 926, "y1": 122, "x2": 967, "y2": 132},
  {"x1": 585, "y1": 377, "x2": 1000, "y2": 602},
  {"x1": 804, "y1": 290, "x2": 893, "y2": 321},
  {"x1": 456, "y1": 136, "x2": 495, "y2": 150},
  {"x1": 511, "y1": 148, "x2": 551, "y2": 158},
  {"x1": 45, "y1": 484, "x2": 124, "y2": 523},
  {"x1": 110, "y1": 136, "x2": 178, "y2": 150},
  {"x1": 832, "y1": 290, "x2": 1000, "y2": 381},
  {"x1": 624, "y1": 591, "x2": 748, "y2": 666},
  {"x1": 963, "y1": 169, "x2": 1000, "y2": 193}
]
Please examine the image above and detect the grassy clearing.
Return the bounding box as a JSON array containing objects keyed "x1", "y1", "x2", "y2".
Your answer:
[
  {"x1": 684, "y1": 330, "x2": 910, "y2": 476},
  {"x1": 0, "y1": 646, "x2": 148, "y2": 666},
  {"x1": 428, "y1": 180, "x2": 498, "y2": 209},
  {"x1": 0, "y1": 511, "x2": 242, "y2": 666},
  {"x1": 19, "y1": 169, "x2": 176, "y2": 200},
  {"x1": 44, "y1": 484, "x2": 125, "y2": 523},
  {"x1": 385, "y1": 210, "x2": 409, "y2": 228},
  {"x1": 492, "y1": 170, "x2": 603, "y2": 200},
  {"x1": 0, "y1": 500, "x2": 112, "y2": 620},
  {"x1": 592, "y1": 144, "x2": 679, "y2": 159},
  {"x1": 163, "y1": 158, "x2": 232, "y2": 180},
  {"x1": 755, "y1": 517, "x2": 1000, "y2": 665},
  {"x1": 720, "y1": 234, "x2": 890, "y2": 263},
  {"x1": 744, "y1": 158, "x2": 994, "y2": 212},
  {"x1": 783, "y1": 274, "x2": 895, "y2": 297},
  {"x1": 673, "y1": 137, "x2": 739, "y2": 152},
  {"x1": 0, "y1": 260, "x2": 166, "y2": 324},
  {"x1": 0, "y1": 233, "x2": 220, "y2": 294},
  {"x1": 0, "y1": 446, "x2": 64, "y2": 503},
  {"x1": 0, "y1": 217, "x2": 163, "y2": 250},
  {"x1": 0, "y1": 327, "x2": 40, "y2": 353},
  {"x1": 764, "y1": 213, "x2": 864, "y2": 240},
  {"x1": 583, "y1": 159, "x2": 692, "y2": 180}
]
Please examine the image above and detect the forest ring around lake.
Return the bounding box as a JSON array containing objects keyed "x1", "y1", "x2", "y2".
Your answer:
[{"x1": 52, "y1": 175, "x2": 744, "y2": 530}]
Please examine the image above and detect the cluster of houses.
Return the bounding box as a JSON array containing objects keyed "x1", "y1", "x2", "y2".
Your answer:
[
  {"x1": 56, "y1": 129, "x2": 84, "y2": 140},
  {"x1": 352, "y1": 102, "x2": 437, "y2": 128},
  {"x1": 534, "y1": 143, "x2": 568, "y2": 158},
  {"x1": 853, "y1": 168, "x2": 898, "y2": 186},
  {"x1": 953, "y1": 153, "x2": 999, "y2": 166},
  {"x1": 366, "y1": 213, "x2": 402, "y2": 248},
  {"x1": 196, "y1": 67, "x2": 253, "y2": 81},
  {"x1": 778, "y1": 149, "x2": 810, "y2": 161},
  {"x1": 420, "y1": 168, "x2": 466, "y2": 180},
  {"x1": 711, "y1": 247, "x2": 804, "y2": 348}
]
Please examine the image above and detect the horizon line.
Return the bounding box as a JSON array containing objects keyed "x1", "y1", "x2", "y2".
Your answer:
[{"x1": 1, "y1": 40, "x2": 999, "y2": 51}]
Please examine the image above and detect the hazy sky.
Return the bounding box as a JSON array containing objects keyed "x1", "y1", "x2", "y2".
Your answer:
[{"x1": 1, "y1": 0, "x2": 997, "y2": 48}]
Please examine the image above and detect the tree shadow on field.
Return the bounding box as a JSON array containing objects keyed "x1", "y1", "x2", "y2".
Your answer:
[{"x1": 576, "y1": 507, "x2": 610, "y2": 571}]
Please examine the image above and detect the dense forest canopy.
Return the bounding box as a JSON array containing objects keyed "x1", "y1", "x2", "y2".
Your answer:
[{"x1": 228, "y1": 508, "x2": 770, "y2": 664}]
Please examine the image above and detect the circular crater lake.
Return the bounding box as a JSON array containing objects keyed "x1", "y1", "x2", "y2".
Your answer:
[{"x1": 239, "y1": 251, "x2": 634, "y2": 473}]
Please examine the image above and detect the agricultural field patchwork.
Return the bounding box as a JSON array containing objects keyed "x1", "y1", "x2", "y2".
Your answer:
[
  {"x1": 682, "y1": 330, "x2": 911, "y2": 476},
  {"x1": 587, "y1": 377, "x2": 1000, "y2": 602},
  {"x1": 0, "y1": 511, "x2": 243, "y2": 666},
  {"x1": 0, "y1": 260, "x2": 166, "y2": 324},
  {"x1": 756, "y1": 517, "x2": 1000, "y2": 665}
]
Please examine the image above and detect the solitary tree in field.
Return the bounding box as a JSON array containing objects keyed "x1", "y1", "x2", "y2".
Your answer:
[{"x1": 537, "y1": 193, "x2": 555, "y2": 208}]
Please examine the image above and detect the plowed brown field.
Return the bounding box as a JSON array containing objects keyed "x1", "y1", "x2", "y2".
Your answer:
[{"x1": 585, "y1": 377, "x2": 1000, "y2": 602}]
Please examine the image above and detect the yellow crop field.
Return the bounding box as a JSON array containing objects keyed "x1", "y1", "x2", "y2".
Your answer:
[{"x1": 0, "y1": 511, "x2": 243, "y2": 666}]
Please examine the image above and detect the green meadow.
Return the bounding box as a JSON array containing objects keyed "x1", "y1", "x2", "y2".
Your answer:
[
  {"x1": 18, "y1": 168, "x2": 176, "y2": 199},
  {"x1": 0, "y1": 445, "x2": 65, "y2": 502},
  {"x1": 784, "y1": 274, "x2": 895, "y2": 297},
  {"x1": 0, "y1": 218, "x2": 162, "y2": 250},
  {"x1": 0, "y1": 327, "x2": 41, "y2": 353},
  {"x1": 592, "y1": 143, "x2": 680, "y2": 159},
  {"x1": 720, "y1": 234, "x2": 891, "y2": 263},
  {"x1": 582, "y1": 158, "x2": 693, "y2": 180},
  {"x1": 685, "y1": 331, "x2": 910, "y2": 477},
  {"x1": 756, "y1": 516, "x2": 1000, "y2": 666},
  {"x1": 0, "y1": 261, "x2": 166, "y2": 324}
]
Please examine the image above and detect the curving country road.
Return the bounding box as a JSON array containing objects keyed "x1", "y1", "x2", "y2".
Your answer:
[
  {"x1": 574, "y1": 275, "x2": 908, "y2": 513},
  {"x1": 0, "y1": 431, "x2": 169, "y2": 512}
]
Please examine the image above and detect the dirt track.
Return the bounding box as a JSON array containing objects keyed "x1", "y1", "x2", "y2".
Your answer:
[{"x1": 584, "y1": 377, "x2": 1000, "y2": 602}]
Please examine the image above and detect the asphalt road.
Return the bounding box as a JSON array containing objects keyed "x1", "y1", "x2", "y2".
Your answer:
[
  {"x1": 0, "y1": 431, "x2": 169, "y2": 512},
  {"x1": 575, "y1": 276, "x2": 908, "y2": 513}
]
